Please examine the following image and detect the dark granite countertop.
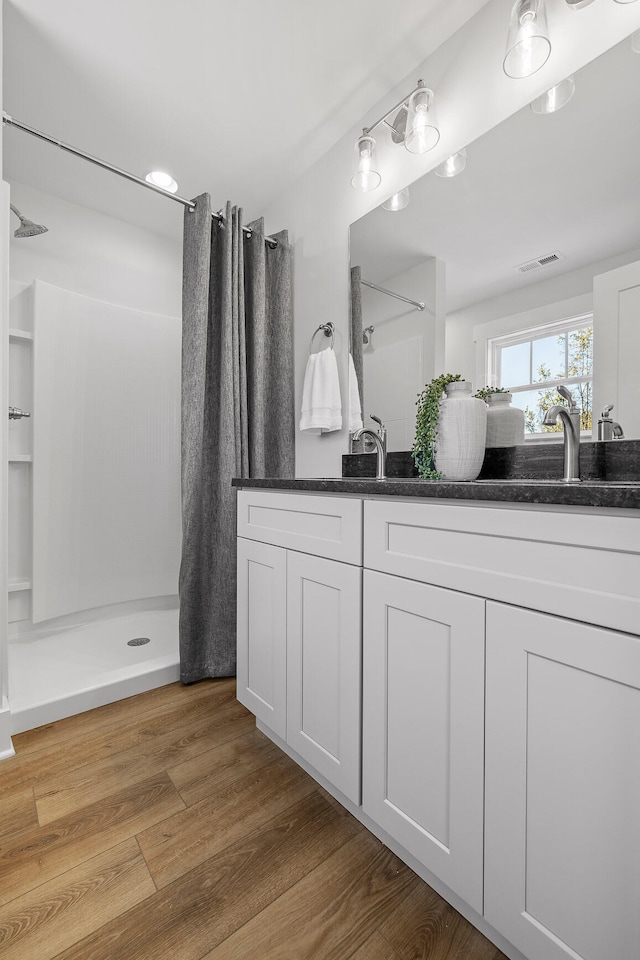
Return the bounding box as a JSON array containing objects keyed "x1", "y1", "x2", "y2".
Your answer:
[
  {"x1": 233, "y1": 440, "x2": 640, "y2": 510},
  {"x1": 232, "y1": 476, "x2": 640, "y2": 510}
]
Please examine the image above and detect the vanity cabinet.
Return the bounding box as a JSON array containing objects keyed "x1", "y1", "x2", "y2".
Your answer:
[
  {"x1": 236, "y1": 490, "x2": 363, "y2": 803},
  {"x1": 235, "y1": 485, "x2": 640, "y2": 960},
  {"x1": 362, "y1": 569, "x2": 485, "y2": 913},
  {"x1": 484, "y1": 601, "x2": 640, "y2": 960}
]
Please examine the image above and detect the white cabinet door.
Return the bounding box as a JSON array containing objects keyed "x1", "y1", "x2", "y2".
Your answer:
[
  {"x1": 362, "y1": 570, "x2": 485, "y2": 913},
  {"x1": 485, "y1": 601, "x2": 640, "y2": 960},
  {"x1": 236, "y1": 537, "x2": 287, "y2": 740},
  {"x1": 286, "y1": 551, "x2": 362, "y2": 804}
]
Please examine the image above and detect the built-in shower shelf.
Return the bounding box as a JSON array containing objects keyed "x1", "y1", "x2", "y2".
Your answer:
[
  {"x1": 8, "y1": 579, "x2": 31, "y2": 593},
  {"x1": 8, "y1": 455, "x2": 32, "y2": 463},
  {"x1": 9, "y1": 328, "x2": 33, "y2": 341}
]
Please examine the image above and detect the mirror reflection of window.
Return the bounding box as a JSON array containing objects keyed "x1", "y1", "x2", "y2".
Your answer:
[{"x1": 490, "y1": 317, "x2": 593, "y2": 436}]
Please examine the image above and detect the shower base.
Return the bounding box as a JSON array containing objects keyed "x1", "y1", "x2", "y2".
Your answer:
[{"x1": 8, "y1": 608, "x2": 180, "y2": 735}]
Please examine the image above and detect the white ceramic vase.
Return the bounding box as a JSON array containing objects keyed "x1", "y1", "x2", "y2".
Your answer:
[
  {"x1": 434, "y1": 381, "x2": 487, "y2": 480},
  {"x1": 485, "y1": 392, "x2": 525, "y2": 448}
]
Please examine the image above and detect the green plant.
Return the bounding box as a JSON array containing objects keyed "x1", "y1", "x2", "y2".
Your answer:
[
  {"x1": 412, "y1": 373, "x2": 462, "y2": 479},
  {"x1": 473, "y1": 385, "x2": 509, "y2": 402}
]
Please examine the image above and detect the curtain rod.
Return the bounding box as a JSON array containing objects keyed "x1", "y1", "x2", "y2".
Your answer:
[
  {"x1": 2, "y1": 112, "x2": 278, "y2": 248},
  {"x1": 361, "y1": 278, "x2": 425, "y2": 311}
]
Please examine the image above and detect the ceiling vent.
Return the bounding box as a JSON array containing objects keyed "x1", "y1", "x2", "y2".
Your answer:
[{"x1": 515, "y1": 251, "x2": 565, "y2": 273}]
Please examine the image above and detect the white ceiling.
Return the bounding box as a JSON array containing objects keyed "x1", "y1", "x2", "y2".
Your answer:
[
  {"x1": 2, "y1": 0, "x2": 489, "y2": 240},
  {"x1": 350, "y1": 36, "x2": 640, "y2": 312}
]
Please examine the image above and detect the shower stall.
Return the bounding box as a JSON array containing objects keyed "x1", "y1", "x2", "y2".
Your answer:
[{"x1": 5, "y1": 184, "x2": 184, "y2": 737}]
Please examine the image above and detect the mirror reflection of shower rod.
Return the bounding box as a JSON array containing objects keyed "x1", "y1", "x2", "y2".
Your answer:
[{"x1": 361, "y1": 279, "x2": 425, "y2": 311}]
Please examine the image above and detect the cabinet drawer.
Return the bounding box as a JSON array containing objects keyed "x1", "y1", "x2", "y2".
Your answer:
[
  {"x1": 364, "y1": 498, "x2": 640, "y2": 634},
  {"x1": 237, "y1": 490, "x2": 362, "y2": 564}
]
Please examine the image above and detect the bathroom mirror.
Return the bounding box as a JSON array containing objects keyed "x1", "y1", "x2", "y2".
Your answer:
[{"x1": 349, "y1": 36, "x2": 640, "y2": 451}]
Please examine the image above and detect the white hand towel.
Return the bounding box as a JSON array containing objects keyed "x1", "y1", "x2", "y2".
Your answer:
[
  {"x1": 348, "y1": 353, "x2": 363, "y2": 433},
  {"x1": 299, "y1": 348, "x2": 342, "y2": 433}
]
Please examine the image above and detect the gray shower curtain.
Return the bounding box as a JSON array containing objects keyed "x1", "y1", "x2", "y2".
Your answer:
[
  {"x1": 179, "y1": 195, "x2": 294, "y2": 683},
  {"x1": 350, "y1": 264, "x2": 364, "y2": 408}
]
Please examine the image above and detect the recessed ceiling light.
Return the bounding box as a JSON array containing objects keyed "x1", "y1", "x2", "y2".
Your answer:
[{"x1": 145, "y1": 171, "x2": 178, "y2": 194}]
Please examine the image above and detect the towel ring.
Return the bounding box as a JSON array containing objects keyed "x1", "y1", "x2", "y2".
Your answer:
[{"x1": 309, "y1": 322, "x2": 335, "y2": 354}]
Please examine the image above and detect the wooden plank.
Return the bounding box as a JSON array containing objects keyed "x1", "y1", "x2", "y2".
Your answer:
[
  {"x1": 378, "y1": 882, "x2": 507, "y2": 960},
  {"x1": 348, "y1": 932, "x2": 401, "y2": 960},
  {"x1": 0, "y1": 773, "x2": 184, "y2": 907},
  {"x1": 139, "y1": 752, "x2": 317, "y2": 888},
  {"x1": 202, "y1": 829, "x2": 419, "y2": 960},
  {"x1": 52, "y1": 790, "x2": 360, "y2": 960},
  {"x1": 0, "y1": 837, "x2": 155, "y2": 960},
  {"x1": 0, "y1": 787, "x2": 38, "y2": 841},
  {"x1": 34, "y1": 696, "x2": 253, "y2": 824},
  {"x1": 3, "y1": 679, "x2": 236, "y2": 798},
  {"x1": 167, "y1": 726, "x2": 282, "y2": 805}
]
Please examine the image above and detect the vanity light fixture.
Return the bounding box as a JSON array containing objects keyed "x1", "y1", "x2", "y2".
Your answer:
[
  {"x1": 145, "y1": 170, "x2": 178, "y2": 194},
  {"x1": 503, "y1": 0, "x2": 551, "y2": 79},
  {"x1": 530, "y1": 76, "x2": 575, "y2": 113},
  {"x1": 382, "y1": 187, "x2": 410, "y2": 211},
  {"x1": 350, "y1": 79, "x2": 440, "y2": 193},
  {"x1": 434, "y1": 148, "x2": 467, "y2": 177}
]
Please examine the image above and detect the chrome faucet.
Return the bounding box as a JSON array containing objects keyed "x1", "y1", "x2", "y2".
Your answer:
[
  {"x1": 370, "y1": 414, "x2": 387, "y2": 458},
  {"x1": 597, "y1": 404, "x2": 624, "y2": 441},
  {"x1": 351, "y1": 427, "x2": 386, "y2": 480},
  {"x1": 542, "y1": 385, "x2": 581, "y2": 483}
]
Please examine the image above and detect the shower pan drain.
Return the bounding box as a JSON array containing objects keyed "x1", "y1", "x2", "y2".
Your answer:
[{"x1": 127, "y1": 637, "x2": 151, "y2": 647}]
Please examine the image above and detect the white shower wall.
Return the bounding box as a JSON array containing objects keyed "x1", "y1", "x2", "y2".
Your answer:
[{"x1": 7, "y1": 181, "x2": 184, "y2": 731}]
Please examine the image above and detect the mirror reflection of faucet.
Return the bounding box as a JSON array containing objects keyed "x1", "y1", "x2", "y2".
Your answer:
[
  {"x1": 597, "y1": 404, "x2": 624, "y2": 441},
  {"x1": 352, "y1": 414, "x2": 387, "y2": 479},
  {"x1": 542, "y1": 385, "x2": 581, "y2": 483}
]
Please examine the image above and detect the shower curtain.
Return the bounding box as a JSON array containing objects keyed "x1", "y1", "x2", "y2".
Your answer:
[
  {"x1": 180, "y1": 195, "x2": 294, "y2": 682},
  {"x1": 350, "y1": 265, "x2": 364, "y2": 407}
]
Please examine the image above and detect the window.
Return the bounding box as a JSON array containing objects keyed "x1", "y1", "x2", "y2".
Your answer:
[{"x1": 488, "y1": 315, "x2": 593, "y2": 437}]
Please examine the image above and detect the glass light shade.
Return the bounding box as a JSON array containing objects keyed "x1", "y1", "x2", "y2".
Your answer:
[
  {"x1": 503, "y1": 0, "x2": 552, "y2": 79},
  {"x1": 145, "y1": 170, "x2": 178, "y2": 193},
  {"x1": 613, "y1": 0, "x2": 639, "y2": 3},
  {"x1": 404, "y1": 86, "x2": 440, "y2": 154},
  {"x1": 434, "y1": 148, "x2": 467, "y2": 178},
  {"x1": 382, "y1": 188, "x2": 410, "y2": 211},
  {"x1": 530, "y1": 76, "x2": 575, "y2": 114},
  {"x1": 351, "y1": 134, "x2": 381, "y2": 191}
]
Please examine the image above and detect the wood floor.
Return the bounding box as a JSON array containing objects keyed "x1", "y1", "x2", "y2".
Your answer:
[{"x1": 0, "y1": 679, "x2": 507, "y2": 959}]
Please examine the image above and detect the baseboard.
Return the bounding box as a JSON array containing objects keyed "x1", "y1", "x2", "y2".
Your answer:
[{"x1": 0, "y1": 696, "x2": 15, "y2": 760}]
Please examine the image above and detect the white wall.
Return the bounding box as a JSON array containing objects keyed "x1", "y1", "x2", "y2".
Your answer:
[
  {"x1": 261, "y1": 0, "x2": 640, "y2": 478},
  {"x1": 8, "y1": 181, "x2": 182, "y2": 315}
]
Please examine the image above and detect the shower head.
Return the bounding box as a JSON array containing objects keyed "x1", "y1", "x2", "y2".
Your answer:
[{"x1": 9, "y1": 203, "x2": 48, "y2": 238}]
